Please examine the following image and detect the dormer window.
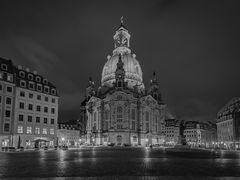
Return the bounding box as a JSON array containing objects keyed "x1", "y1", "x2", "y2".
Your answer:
[
  {"x1": 43, "y1": 79, "x2": 48, "y2": 84},
  {"x1": 1, "y1": 64, "x2": 8, "y2": 70},
  {"x1": 29, "y1": 82, "x2": 35, "y2": 90},
  {"x1": 44, "y1": 86, "x2": 49, "y2": 93},
  {"x1": 20, "y1": 80, "x2": 26, "y2": 87},
  {"x1": 51, "y1": 89, "x2": 56, "y2": 95},
  {"x1": 36, "y1": 76, "x2": 41, "y2": 83},
  {"x1": 19, "y1": 71, "x2": 25, "y2": 78},
  {"x1": 37, "y1": 84, "x2": 42, "y2": 92},
  {"x1": 7, "y1": 74, "x2": 13, "y2": 82},
  {"x1": 28, "y1": 74, "x2": 33, "y2": 80}
]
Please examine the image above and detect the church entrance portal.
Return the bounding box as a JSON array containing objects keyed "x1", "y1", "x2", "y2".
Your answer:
[{"x1": 116, "y1": 135, "x2": 122, "y2": 146}]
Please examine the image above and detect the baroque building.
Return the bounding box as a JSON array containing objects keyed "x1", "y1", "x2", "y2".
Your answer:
[
  {"x1": 216, "y1": 97, "x2": 240, "y2": 149},
  {"x1": 80, "y1": 20, "x2": 168, "y2": 146},
  {"x1": 0, "y1": 57, "x2": 59, "y2": 150}
]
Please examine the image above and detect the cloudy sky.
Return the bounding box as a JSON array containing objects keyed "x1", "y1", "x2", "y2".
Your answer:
[{"x1": 0, "y1": 0, "x2": 240, "y2": 122}]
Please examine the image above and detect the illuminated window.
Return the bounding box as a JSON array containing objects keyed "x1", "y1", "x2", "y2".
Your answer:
[
  {"x1": 26, "y1": 126, "x2": 32, "y2": 134},
  {"x1": 50, "y1": 129, "x2": 54, "y2": 135},
  {"x1": 7, "y1": 75, "x2": 13, "y2": 82},
  {"x1": 42, "y1": 128, "x2": 47, "y2": 135},
  {"x1": 35, "y1": 127, "x2": 40, "y2": 135},
  {"x1": 18, "y1": 126, "x2": 23, "y2": 133},
  {"x1": 132, "y1": 136, "x2": 137, "y2": 142}
]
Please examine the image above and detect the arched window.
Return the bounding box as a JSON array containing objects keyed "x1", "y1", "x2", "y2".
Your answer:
[
  {"x1": 145, "y1": 111, "x2": 149, "y2": 132},
  {"x1": 117, "y1": 106, "x2": 123, "y2": 129},
  {"x1": 145, "y1": 111, "x2": 149, "y2": 122},
  {"x1": 105, "y1": 110, "x2": 109, "y2": 120}
]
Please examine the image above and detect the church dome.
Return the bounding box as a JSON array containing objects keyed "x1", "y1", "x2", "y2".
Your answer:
[
  {"x1": 101, "y1": 53, "x2": 144, "y2": 89},
  {"x1": 101, "y1": 18, "x2": 145, "y2": 90}
]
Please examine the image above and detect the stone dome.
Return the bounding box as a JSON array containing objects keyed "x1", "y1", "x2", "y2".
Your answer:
[{"x1": 101, "y1": 53, "x2": 144, "y2": 89}]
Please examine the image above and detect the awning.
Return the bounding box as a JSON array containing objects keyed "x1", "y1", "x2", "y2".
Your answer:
[{"x1": 32, "y1": 139, "x2": 49, "y2": 142}]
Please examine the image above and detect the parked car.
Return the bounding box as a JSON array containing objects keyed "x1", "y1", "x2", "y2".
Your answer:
[
  {"x1": 62, "y1": 146, "x2": 68, "y2": 150},
  {"x1": 107, "y1": 142, "x2": 115, "y2": 147},
  {"x1": 8, "y1": 147, "x2": 16, "y2": 152}
]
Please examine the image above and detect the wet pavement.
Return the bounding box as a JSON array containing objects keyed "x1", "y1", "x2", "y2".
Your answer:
[{"x1": 0, "y1": 147, "x2": 240, "y2": 179}]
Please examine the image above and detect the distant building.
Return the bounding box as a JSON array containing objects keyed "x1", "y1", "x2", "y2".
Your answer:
[
  {"x1": 184, "y1": 121, "x2": 216, "y2": 148},
  {"x1": 216, "y1": 97, "x2": 240, "y2": 149},
  {"x1": 0, "y1": 57, "x2": 59, "y2": 149},
  {"x1": 57, "y1": 123, "x2": 80, "y2": 147},
  {"x1": 164, "y1": 119, "x2": 180, "y2": 145}
]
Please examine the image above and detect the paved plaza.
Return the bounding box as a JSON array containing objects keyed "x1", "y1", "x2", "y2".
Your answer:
[{"x1": 0, "y1": 147, "x2": 240, "y2": 179}]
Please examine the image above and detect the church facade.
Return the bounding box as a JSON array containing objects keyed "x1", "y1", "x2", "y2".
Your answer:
[{"x1": 81, "y1": 20, "x2": 169, "y2": 146}]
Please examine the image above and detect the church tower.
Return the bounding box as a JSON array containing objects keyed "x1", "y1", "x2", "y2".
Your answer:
[
  {"x1": 113, "y1": 17, "x2": 131, "y2": 55},
  {"x1": 148, "y1": 72, "x2": 162, "y2": 103},
  {"x1": 86, "y1": 77, "x2": 95, "y2": 100}
]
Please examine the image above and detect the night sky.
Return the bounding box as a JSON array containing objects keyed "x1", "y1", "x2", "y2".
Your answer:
[{"x1": 0, "y1": 0, "x2": 240, "y2": 122}]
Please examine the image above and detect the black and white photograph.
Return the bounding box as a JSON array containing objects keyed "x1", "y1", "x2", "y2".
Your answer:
[{"x1": 0, "y1": 0, "x2": 240, "y2": 179}]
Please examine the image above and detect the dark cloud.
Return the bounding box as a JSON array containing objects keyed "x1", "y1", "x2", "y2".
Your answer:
[{"x1": 0, "y1": 0, "x2": 240, "y2": 122}]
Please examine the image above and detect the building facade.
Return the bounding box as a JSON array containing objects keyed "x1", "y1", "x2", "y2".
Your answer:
[
  {"x1": 80, "y1": 20, "x2": 168, "y2": 146},
  {"x1": 57, "y1": 123, "x2": 80, "y2": 147},
  {"x1": 0, "y1": 59, "x2": 15, "y2": 148},
  {"x1": 0, "y1": 57, "x2": 59, "y2": 149},
  {"x1": 217, "y1": 97, "x2": 240, "y2": 149},
  {"x1": 184, "y1": 121, "x2": 216, "y2": 148},
  {"x1": 164, "y1": 119, "x2": 180, "y2": 146}
]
